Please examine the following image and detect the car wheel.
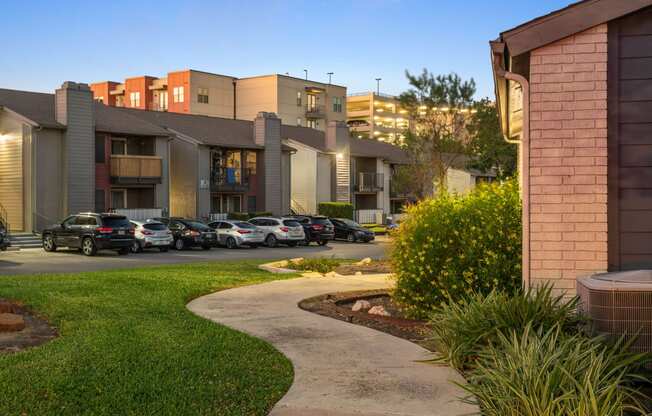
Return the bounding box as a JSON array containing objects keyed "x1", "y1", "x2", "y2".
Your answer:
[
  {"x1": 81, "y1": 237, "x2": 97, "y2": 256},
  {"x1": 318, "y1": 240, "x2": 328, "y2": 246},
  {"x1": 159, "y1": 247, "x2": 168, "y2": 252},
  {"x1": 131, "y1": 240, "x2": 141, "y2": 253},
  {"x1": 287, "y1": 241, "x2": 298, "y2": 247},
  {"x1": 118, "y1": 247, "x2": 129, "y2": 255},
  {"x1": 347, "y1": 233, "x2": 357, "y2": 243},
  {"x1": 265, "y1": 234, "x2": 277, "y2": 248},
  {"x1": 43, "y1": 234, "x2": 57, "y2": 252},
  {"x1": 226, "y1": 237, "x2": 237, "y2": 249},
  {"x1": 0, "y1": 246, "x2": 6, "y2": 251},
  {"x1": 174, "y1": 238, "x2": 185, "y2": 250}
]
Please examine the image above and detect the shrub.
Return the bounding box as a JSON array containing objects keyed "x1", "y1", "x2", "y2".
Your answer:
[
  {"x1": 461, "y1": 325, "x2": 650, "y2": 416},
  {"x1": 430, "y1": 285, "x2": 581, "y2": 371},
  {"x1": 289, "y1": 258, "x2": 344, "y2": 274},
  {"x1": 318, "y1": 202, "x2": 353, "y2": 219},
  {"x1": 227, "y1": 211, "x2": 273, "y2": 221},
  {"x1": 391, "y1": 179, "x2": 521, "y2": 318}
]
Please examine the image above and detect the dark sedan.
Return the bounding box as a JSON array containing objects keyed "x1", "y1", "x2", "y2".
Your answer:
[
  {"x1": 329, "y1": 218, "x2": 375, "y2": 243},
  {"x1": 153, "y1": 217, "x2": 217, "y2": 250}
]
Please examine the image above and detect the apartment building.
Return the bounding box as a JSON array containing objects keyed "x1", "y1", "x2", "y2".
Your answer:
[
  {"x1": 91, "y1": 70, "x2": 347, "y2": 131},
  {"x1": 346, "y1": 92, "x2": 409, "y2": 143}
]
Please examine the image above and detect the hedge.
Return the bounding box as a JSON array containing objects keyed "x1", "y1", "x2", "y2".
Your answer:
[
  {"x1": 226, "y1": 212, "x2": 273, "y2": 221},
  {"x1": 317, "y1": 202, "x2": 353, "y2": 219},
  {"x1": 391, "y1": 179, "x2": 522, "y2": 319}
]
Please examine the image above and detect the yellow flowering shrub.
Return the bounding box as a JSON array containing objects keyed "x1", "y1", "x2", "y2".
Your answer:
[{"x1": 391, "y1": 179, "x2": 522, "y2": 319}]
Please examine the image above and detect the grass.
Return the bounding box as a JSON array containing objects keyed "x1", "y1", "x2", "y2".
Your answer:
[
  {"x1": 0, "y1": 261, "x2": 297, "y2": 416},
  {"x1": 288, "y1": 257, "x2": 346, "y2": 274}
]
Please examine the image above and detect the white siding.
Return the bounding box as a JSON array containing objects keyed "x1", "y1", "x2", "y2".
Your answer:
[
  {"x1": 316, "y1": 153, "x2": 332, "y2": 205},
  {"x1": 0, "y1": 112, "x2": 24, "y2": 231},
  {"x1": 288, "y1": 140, "x2": 318, "y2": 214}
]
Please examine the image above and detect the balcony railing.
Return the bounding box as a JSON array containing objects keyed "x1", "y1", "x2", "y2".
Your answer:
[
  {"x1": 211, "y1": 167, "x2": 252, "y2": 192},
  {"x1": 305, "y1": 104, "x2": 326, "y2": 118},
  {"x1": 354, "y1": 172, "x2": 384, "y2": 193},
  {"x1": 110, "y1": 155, "x2": 162, "y2": 184}
]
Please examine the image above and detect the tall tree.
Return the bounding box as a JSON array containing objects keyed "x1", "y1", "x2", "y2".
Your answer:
[
  {"x1": 398, "y1": 70, "x2": 476, "y2": 195},
  {"x1": 465, "y1": 99, "x2": 517, "y2": 179}
]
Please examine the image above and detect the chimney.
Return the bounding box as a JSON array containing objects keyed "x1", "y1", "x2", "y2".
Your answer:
[
  {"x1": 325, "y1": 120, "x2": 348, "y2": 152},
  {"x1": 55, "y1": 82, "x2": 95, "y2": 215},
  {"x1": 254, "y1": 112, "x2": 283, "y2": 215}
]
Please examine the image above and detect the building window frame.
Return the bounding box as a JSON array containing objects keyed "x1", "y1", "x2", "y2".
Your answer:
[
  {"x1": 158, "y1": 91, "x2": 168, "y2": 110},
  {"x1": 110, "y1": 189, "x2": 127, "y2": 210},
  {"x1": 296, "y1": 91, "x2": 302, "y2": 107},
  {"x1": 111, "y1": 138, "x2": 127, "y2": 155},
  {"x1": 129, "y1": 91, "x2": 140, "y2": 107},
  {"x1": 197, "y1": 87, "x2": 209, "y2": 104},
  {"x1": 173, "y1": 86, "x2": 185, "y2": 103},
  {"x1": 333, "y1": 96, "x2": 343, "y2": 113}
]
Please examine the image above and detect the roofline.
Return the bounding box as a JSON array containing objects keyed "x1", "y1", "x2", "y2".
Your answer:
[
  {"x1": 0, "y1": 105, "x2": 42, "y2": 128},
  {"x1": 500, "y1": 0, "x2": 652, "y2": 56},
  {"x1": 238, "y1": 73, "x2": 347, "y2": 89}
]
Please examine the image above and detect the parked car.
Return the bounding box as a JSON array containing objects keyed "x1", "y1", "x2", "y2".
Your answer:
[
  {"x1": 285, "y1": 215, "x2": 334, "y2": 246},
  {"x1": 130, "y1": 220, "x2": 173, "y2": 253},
  {"x1": 0, "y1": 221, "x2": 9, "y2": 251},
  {"x1": 153, "y1": 217, "x2": 217, "y2": 250},
  {"x1": 42, "y1": 213, "x2": 134, "y2": 256},
  {"x1": 207, "y1": 220, "x2": 265, "y2": 249},
  {"x1": 248, "y1": 217, "x2": 305, "y2": 247},
  {"x1": 329, "y1": 218, "x2": 375, "y2": 243}
]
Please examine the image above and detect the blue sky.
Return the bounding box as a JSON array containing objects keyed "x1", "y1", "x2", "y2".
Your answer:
[{"x1": 1, "y1": 0, "x2": 572, "y2": 99}]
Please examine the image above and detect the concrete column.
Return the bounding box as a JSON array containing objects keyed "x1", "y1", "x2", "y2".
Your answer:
[
  {"x1": 55, "y1": 81, "x2": 95, "y2": 215},
  {"x1": 254, "y1": 112, "x2": 282, "y2": 215}
]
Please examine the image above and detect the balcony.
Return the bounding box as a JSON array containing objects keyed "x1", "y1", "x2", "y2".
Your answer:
[
  {"x1": 110, "y1": 155, "x2": 162, "y2": 184},
  {"x1": 211, "y1": 167, "x2": 251, "y2": 193},
  {"x1": 354, "y1": 172, "x2": 384, "y2": 193},
  {"x1": 305, "y1": 104, "x2": 326, "y2": 118}
]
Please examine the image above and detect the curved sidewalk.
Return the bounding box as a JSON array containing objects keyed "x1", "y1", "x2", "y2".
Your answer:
[{"x1": 187, "y1": 275, "x2": 476, "y2": 416}]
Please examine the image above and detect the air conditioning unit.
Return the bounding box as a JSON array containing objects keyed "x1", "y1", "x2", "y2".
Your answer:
[{"x1": 577, "y1": 271, "x2": 652, "y2": 354}]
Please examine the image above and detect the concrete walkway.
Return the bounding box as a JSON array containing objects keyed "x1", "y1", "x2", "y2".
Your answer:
[{"x1": 187, "y1": 275, "x2": 476, "y2": 416}]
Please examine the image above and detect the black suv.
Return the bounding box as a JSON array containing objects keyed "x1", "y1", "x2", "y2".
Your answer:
[
  {"x1": 42, "y1": 213, "x2": 134, "y2": 256},
  {"x1": 153, "y1": 217, "x2": 217, "y2": 250},
  {"x1": 329, "y1": 218, "x2": 375, "y2": 243},
  {"x1": 286, "y1": 215, "x2": 334, "y2": 246}
]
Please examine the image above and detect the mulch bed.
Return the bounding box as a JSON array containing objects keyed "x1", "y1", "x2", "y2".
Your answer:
[
  {"x1": 0, "y1": 299, "x2": 58, "y2": 353},
  {"x1": 334, "y1": 261, "x2": 393, "y2": 275},
  {"x1": 298, "y1": 289, "x2": 435, "y2": 350}
]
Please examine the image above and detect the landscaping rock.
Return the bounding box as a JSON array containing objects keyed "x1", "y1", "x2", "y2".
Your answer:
[
  {"x1": 0, "y1": 301, "x2": 14, "y2": 314},
  {"x1": 368, "y1": 305, "x2": 390, "y2": 317},
  {"x1": 289, "y1": 257, "x2": 304, "y2": 264},
  {"x1": 301, "y1": 272, "x2": 324, "y2": 278},
  {"x1": 352, "y1": 300, "x2": 371, "y2": 312},
  {"x1": 356, "y1": 257, "x2": 372, "y2": 266},
  {"x1": 355, "y1": 271, "x2": 363, "y2": 276},
  {"x1": 0, "y1": 313, "x2": 25, "y2": 332},
  {"x1": 324, "y1": 271, "x2": 338, "y2": 278}
]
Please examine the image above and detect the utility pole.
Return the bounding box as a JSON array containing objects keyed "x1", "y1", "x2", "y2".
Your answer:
[
  {"x1": 375, "y1": 78, "x2": 382, "y2": 95},
  {"x1": 327, "y1": 72, "x2": 334, "y2": 84},
  {"x1": 304, "y1": 69, "x2": 308, "y2": 80}
]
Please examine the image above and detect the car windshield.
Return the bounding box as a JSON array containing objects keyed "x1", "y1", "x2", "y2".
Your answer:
[
  {"x1": 184, "y1": 221, "x2": 212, "y2": 231},
  {"x1": 339, "y1": 219, "x2": 361, "y2": 227},
  {"x1": 312, "y1": 217, "x2": 331, "y2": 225},
  {"x1": 282, "y1": 220, "x2": 301, "y2": 227},
  {"x1": 235, "y1": 222, "x2": 256, "y2": 229},
  {"x1": 143, "y1": 223, "x2": 167, "y2": 231},
  {"x1": 102, "y1": 217, "x2": 131, "y2": 228}
]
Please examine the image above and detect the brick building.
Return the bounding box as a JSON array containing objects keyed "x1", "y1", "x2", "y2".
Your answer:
[{"x1": 491, "y1": 0, "x2": 652, "y2": 293}]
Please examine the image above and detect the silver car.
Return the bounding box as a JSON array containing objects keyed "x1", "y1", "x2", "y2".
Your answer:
[
  {"x1": 207, "y1": 220, "x2": 265, "y2": 249},
  {"x1": 130, "y1": 220, "x2": 173, "y2": 253},
  {"x1": 248, "y1": 217, "x2": 305, "y2": 248}
]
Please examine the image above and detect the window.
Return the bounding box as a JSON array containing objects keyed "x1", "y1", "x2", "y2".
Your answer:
[
  {"x1": 173, "y1": 86, "x2": 184, "y2": 103},
  {"x1": 95, "y1": 134, "x2": 106, "y2": 163},
  {"x1": 197, "y1": 87, "x2": 209, "y2": 104},
  {"x1": 111, "y1": 138, "x2": 126, "y2": 155},
  {"x1": 296, "y1": 91, "x2": 302, "y2": 106},
  {"x1": 245, "y1": 151, "x2": 257, "y2": 175},
  {"x1": 218, "y1": 222, "x2": 232, "y2": 229},
  {"x1": 111, "y1": 189, "x2": 126, "y2": 209},
  {"x1": 333, "y1": 96, "x2": 343, "y2": 113},
  {"x1": 129, "y1": 92, "x2": 140, "y2": 107},
  {"x1": 62, "y1": 216, "x2": 77, "y2": 227},
  {"x1": 115, "y1": 95, "x2": 124, "y2": 107},
  {"x1": 96, "y1": 96, "x2": 104, "y2": 104},
  {"x1": 307, "y1": 119, "x2": 318, "y2": 129},
  {"x1": 158, "y1": 91, "x2": 168, "y2": 110},
  {"x1": 296, "y1": 117, "x2": 302, "y2": 126},
  {"x1": 95, "y1": 189, "x2": 105, "y2": 212}
]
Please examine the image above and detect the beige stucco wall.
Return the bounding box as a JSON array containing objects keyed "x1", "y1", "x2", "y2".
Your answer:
[
  {"x1": 235, "y1": 76, "x2": 278, "y2": 122},
  {"x1": 528, "y1": 24, "x2": 608, "y2": 294},
  {"x1": 34, "y1": 128, "x2": 64, "y2": 231},
  {"x1": 0, "y1": 111, "x2": 25, "y2": 231},
  {"x1": 188, "y1": 71, "x2": 235, "y2": 118},
  {"x1": 169, "y1": 138, "x2": 198, "y2": 218}
]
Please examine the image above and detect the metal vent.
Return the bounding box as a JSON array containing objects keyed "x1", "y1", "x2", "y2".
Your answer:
[{"x1": 578, "y1": 270, "x2": 652, "y2": 354}]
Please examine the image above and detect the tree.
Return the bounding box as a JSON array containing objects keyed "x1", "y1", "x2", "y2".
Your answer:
[
  {"x1": 398, "y1": 70, "x2": 476, "y2": 195},
  {"x1": 466, "y1": 99, "x2": 517, "y2": 179}
]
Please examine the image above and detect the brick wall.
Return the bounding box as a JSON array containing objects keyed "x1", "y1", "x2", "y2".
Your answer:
[{"x1": 528, "y1": 24, "x2": 608, "y2": 294}]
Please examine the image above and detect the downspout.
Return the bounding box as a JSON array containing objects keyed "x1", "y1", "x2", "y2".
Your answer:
[
  {"x1": 494, "y1": 64, "x2": 531, "y2": 290},
  {"x1": 232, "y1": 79, "x2": 237, "y2": 120}
]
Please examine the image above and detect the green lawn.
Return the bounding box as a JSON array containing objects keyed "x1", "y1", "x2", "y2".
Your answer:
[{"x1": 0, "y1": 261, "x2": 296, "y2": 416}]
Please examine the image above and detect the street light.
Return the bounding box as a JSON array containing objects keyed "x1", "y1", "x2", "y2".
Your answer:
[
  {"x1": 327, "y1": 72, "x2": 334, "y2": 84},
  {"x1": 304, "y1": 69, "x2": 308, "y2": 80},
  {"x1": 375, "y1": 78, "x2": 382, "y2": 95}
]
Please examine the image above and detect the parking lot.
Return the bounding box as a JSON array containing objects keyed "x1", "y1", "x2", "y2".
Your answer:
[{"x1": 0, "y1": 237, "x2": 390, "y2": 275}]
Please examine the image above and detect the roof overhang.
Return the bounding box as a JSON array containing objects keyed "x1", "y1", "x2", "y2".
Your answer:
[
  {"x1": 0, "y1": 105, "x2": 43, "y2": 128},
  {"x1": 501, "y1": 0, "x2": 652, "y2": 57}
]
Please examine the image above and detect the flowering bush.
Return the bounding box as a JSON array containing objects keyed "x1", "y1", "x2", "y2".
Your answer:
[{"x1": 391, "y1": 179, "x2": 522, "y2": 319}]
